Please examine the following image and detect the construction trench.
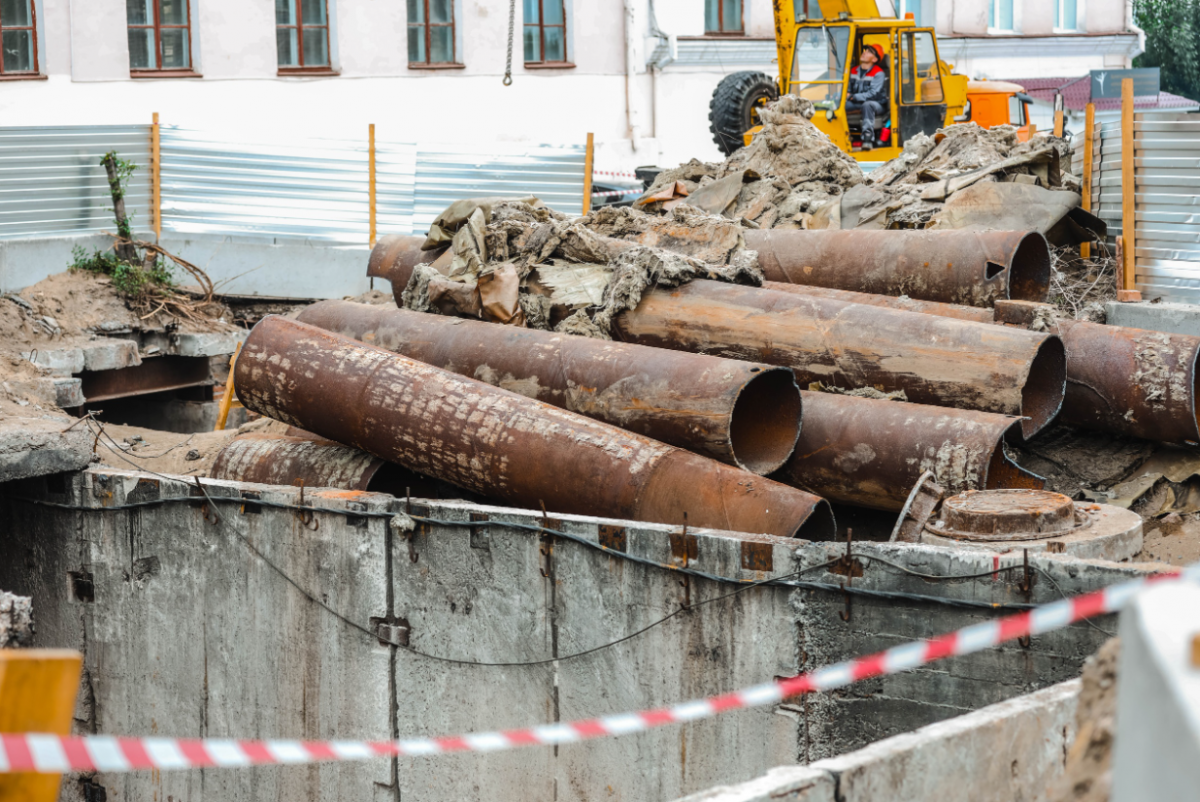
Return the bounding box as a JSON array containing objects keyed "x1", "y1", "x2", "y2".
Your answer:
[{"x1": 0, "y1": 112, "x2": 1194, "y2": 801}]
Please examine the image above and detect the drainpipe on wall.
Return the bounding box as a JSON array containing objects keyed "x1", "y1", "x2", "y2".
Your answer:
[
  {"x1": 1125, "y1": 0, "x2": 1145, "y2": 66},
  {"x1": 623, "y1": 0, "x2": 643, "y2": 151}
]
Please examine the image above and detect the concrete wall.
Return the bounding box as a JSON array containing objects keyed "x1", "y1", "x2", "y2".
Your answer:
[
  {"x1": 0, "y1": 232, "x2": 370, "y2": 298},
  {"x1": 0, "y1": 466, "x2": 1163, "y2": 801},
  {"x1": 676, "y1": 679, "x2": 1080, "y2": 802},
  {"x1": 1112, "y1": 582, "x2": 1200, "y2": 802}
]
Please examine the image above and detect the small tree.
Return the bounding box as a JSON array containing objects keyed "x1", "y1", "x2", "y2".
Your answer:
[{"x1": 1134, "y1": 0, "x2": 1200, "y2": 103}]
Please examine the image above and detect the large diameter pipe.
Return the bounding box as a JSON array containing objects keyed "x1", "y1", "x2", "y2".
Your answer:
[
  {"x1": 778, "y1": 392, "x2": 1043, "y2": 512},
  {"x1": 234, "y1": 317, "x2": 835, "y2": 539},
  {"x1": 295, "y1": 301, "x2": 802, "y2": 475},
  {"x1": 744, "y1": 229, "x2": 1052, "y2": 307},
  {"x1": 611, "y1": 280, "x2": 1066, "y2": 440},
  {"x1": 368, "y1": 234, "x2": 443, "y2": 304},
  {"x1": 767, "y1": 284, "x2": 1200, "y2": 444},
  {"x1": 211, "y1": 433, "x2": 463, "y2": 499}
]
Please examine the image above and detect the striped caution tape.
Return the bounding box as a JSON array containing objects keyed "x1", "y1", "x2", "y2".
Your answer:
[
  {"x1": 2, "y1": 564, "x2": 1192, "y2": 775},
  {"x1": 593, "y1": 169, "x2": 640, "y2": 179},
  {"x1": 591, "y1": 188, "x2": 644, "y2": 198}
]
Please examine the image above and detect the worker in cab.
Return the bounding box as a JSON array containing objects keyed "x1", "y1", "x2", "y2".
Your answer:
[{"x1": 847, "y1": 44, "x2": 888, "y2": 151}]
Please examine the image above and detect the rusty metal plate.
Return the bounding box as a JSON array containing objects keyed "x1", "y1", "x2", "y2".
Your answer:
[
  {"x1": 740, "y1": 541, "x2": 773, "y2": 572},
  {"x1": 598, "y1": 525, "x2": 627, "y2": 553},
  {"x1": 80, "y1": 356, "x2": 212, "y2": 403},
  {"x1": 669, "y1": 531, "x2": 698, "y2": 562}
]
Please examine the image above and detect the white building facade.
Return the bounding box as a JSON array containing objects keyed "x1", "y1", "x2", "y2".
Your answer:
[{"x1": 0, "y1": 0, "x2": 1143, "y2": 171}]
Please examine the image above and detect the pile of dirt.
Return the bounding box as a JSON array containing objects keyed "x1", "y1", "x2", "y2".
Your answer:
[{"x1": 1049, "y1": 638, "x2": 1120, "y2": 802}]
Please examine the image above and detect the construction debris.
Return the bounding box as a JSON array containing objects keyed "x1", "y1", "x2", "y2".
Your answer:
[
  {"x1": 296, "y1": 300, "x2": 802, "y2": 474},
  {"x1": 0, "y1": 590, "x2": 33, "y2": 648},
  {"x1": 234, "y1": 316, "x2": 835, "y2": 539}
]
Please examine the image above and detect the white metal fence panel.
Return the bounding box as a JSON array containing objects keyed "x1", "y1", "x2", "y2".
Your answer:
[
  {"x1": 1086, "y1": 112, "x2": 1200, "y2": 303},
  {"x1": 413, "y1": 143, "x2": 588, "y2": 235},
  {"x1": 0, "y1": 125, "x2": 152, "y2": 240}
]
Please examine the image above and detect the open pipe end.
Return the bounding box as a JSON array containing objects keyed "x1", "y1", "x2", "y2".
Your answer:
[
  {"x1": 1019, "y1": 335, "x2": 1067, "y2": 440},
  {"x1": 794, "y1": 499, "x2": 838, "y2": 541},
  {"x1": 1006, "y1": 232, "x2": 1052, "y2": 303},
  {"x1": 366, "y1": 235, "x2": 438, "y2": 287},
  {"x1": 728, "y1": 368, "x2": 803, "y2": 475}
]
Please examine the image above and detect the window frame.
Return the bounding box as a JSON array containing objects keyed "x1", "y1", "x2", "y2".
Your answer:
[
  {"x1": 408, "y1": 0, "x2": 459, "y2": 67},
  {"x1": 705, "y1": 0, "x2": 743, "y2": 36},
  {"x1": 0, "y1": 0, "x2": 40, "y2": 77},
  {"x1": 523, "y1": 0, "x2": 569, "y2": 67},
  {"x1": 277, "y1": 0, "x2": 335, "y2": 74},
  {"x1": 128, "y1": 0, "x2": 197, "y2": 76},
  {"x1": 987, "y1": 0, "x2": 1015, "y2": 33},
  {"x1": 1053, "y1": 0, "x2": 1080, "y2": 32}
]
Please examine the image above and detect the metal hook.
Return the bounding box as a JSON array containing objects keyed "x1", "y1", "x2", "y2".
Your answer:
[
  {"x1": 293, "y1": 480, "x2": 319, "y2": 530},
  {"x1": 839, "y1": 528, "x2": 854, "y2": 622},
  {"x1": 193, "y1": 476, "x2": 220, "y2": 525}
]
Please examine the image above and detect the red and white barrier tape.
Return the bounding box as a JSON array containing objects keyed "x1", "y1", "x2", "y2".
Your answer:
[
  {"x1": 2, "y1": 564, "x2": 1190, "y2": 775},
  {"x1": 591, "y1": 188, "x2": 643, "y2": 198},
  {"x1": 593, "y1": 169, "x2": 640, "y2": 179}
]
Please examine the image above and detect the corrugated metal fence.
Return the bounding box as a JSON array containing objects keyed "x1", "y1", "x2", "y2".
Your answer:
[
  {"x1": 0, "y1": 125, "x2": 586, "y2": 244},
  {"x1": 1076, "y1": 111, "x2": 1200, "y2": 303}
]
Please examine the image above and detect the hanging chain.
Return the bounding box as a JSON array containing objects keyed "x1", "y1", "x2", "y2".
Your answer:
[{"x1": 503, "y1": 0, "x2": 515, "y2": 86}]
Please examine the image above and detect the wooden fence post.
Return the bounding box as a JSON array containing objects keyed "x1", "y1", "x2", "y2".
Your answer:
[
  {"x1": 1081, "y1": 102, "x2": 1095, "y2": 260},
  {"x1": 1119, "y1": 77, "x2": 1142, "y2": 301},
  {"x1": 0, "y1": 649, "x2": 84, "y2": 802},
  {"x1": 582, "y1": 132, "x2": 595, "y2": 216},
  {"x1": 151, "y1": 112, "x2": 161, "y2": 242},
  {"x1": 369, "y1": 123, "x2": 377, "y2": 249}
]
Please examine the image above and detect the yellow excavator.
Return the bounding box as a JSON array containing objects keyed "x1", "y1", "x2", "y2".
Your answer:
[{"x1": 709, "y1": 0, "x2": 971, "y2": 160}]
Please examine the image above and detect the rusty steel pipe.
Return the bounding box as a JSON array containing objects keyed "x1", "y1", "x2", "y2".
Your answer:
[
  {"x1": 612, "y1": 280, "x2": 1066, "y2": 440},
  {"x1": 295, "y1": 300, "x2": 802, "y2": 475},
  {"x1": 368, "y1": 234, "x2": 444, "y2": 303},
  {"x1": 234, "y1": 317, "x2": 836, "y2": 539},
  {"x1": 779, "y1": 392, "x2": 1044, "y2": 512},
  {"x1": 764, "y1": 285, "x2": 1200, "y2": 444},
  {"x1": 211, "y1": 433, "x2": 459, "y2": 498},
  {"x1": 744, "y1": 229, "x2": 1052, "y2": 307}
]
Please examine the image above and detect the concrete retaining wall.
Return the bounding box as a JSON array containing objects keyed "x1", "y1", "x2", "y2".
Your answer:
[
  {"x1": 0, "y1": 467, "x2": 1162, "y2": 801},
  {"x1": 0, "y1": 233, "x2": 370, "y2": 299},
  {"x1": 676, "y1": 679, "x2": 1080, "y2": 802}
]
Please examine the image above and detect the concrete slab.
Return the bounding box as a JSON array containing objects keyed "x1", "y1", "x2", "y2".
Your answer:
[
  {"x1": 1106, "y1": 300, "x2": 1200, "y2": 337},
  {"x1": 673, "y1": 766, "x2": 836, "y2": 802},
  {"x1": 1112, "y1": 582, "x2": 1200, "y2": 802},
  {"x1": 0, "y1": 417, "x2": 92, "y2": 482},
  {"x1": 922, "y1": 502, "x2": 1143, "y2": 562}
]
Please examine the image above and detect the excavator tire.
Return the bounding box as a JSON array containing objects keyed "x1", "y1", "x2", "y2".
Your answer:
[{"x1": 709, "y1": 71, "x2": 779, "y2": 156}]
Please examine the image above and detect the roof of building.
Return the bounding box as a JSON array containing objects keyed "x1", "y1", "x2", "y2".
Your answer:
[{"x1": 997, "y1": 76, "x2": 1200, "y2": 112}]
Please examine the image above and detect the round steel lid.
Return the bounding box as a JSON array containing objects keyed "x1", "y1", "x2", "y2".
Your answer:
[{"x1": 930, "y1": 489, "x2": 1083, "y2": 542}]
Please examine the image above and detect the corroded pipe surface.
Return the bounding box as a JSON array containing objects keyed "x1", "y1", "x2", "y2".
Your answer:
[
  {"x1": 234, "y1": 317, "x2": 835, "y2": 539},
  {"x1": 295, "y1": 301, "x2": 802, "y2": 475},
  {"x1": 210, "y1": 433, "x2": 462, "y2": 499},
  {"x1": 1055, "y1": 320, "x2": 1200, "y2": 443},
  {"x1": 744, "y1": 229, "x2": 1052, "y2": 307},
  {"x1": 780, "y1": 392, "x2": 1044, "y2": 512},
  {"x1": 368, "y1": 235, "x2": 443, "y2": 303},
  {"x1": 612, "y1": 280, "x2": 1066, "y2": 440},
  {"x1": 764, "y1": 285, "x2": 1200, "y2": 444}
]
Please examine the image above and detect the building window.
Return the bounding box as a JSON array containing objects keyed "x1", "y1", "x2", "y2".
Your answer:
[
  {"x1": 705, "y1": 0, "x2": 742, "y2": 34},
  {"x1": 988, "y1": 0, "x2": 1014, "y2": 31},
  {"x1": 0, "y1": 0, "x2": 38, "y2": 75},
  {"x1": 277, "y1": 0, "x2": 331, "y2": 70},
  {"x1": 899, "y1": 0, "x2": 921, "y2": 25},
  {"x1": 524, "y1": 0, "x2": 566, "y2": 64},
  {"x1": 408, "y1": 0, "x2": 456, "y2": 65},
  {"x1": 127, "y1": 0, "x2": 191, "y2": 72},
  {"x1": 1054, "y1": 0, "x2": 1078, "y2": 31}
]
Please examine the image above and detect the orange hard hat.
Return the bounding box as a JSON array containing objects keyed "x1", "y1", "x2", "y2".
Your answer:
[{"x1": 862, "y1": 44, "x2": 883, "y2": 62}]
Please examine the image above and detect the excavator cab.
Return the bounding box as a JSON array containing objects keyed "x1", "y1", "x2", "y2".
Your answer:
[{"x1": 709, "y1": 4, "x2": 969, "y2": 162}]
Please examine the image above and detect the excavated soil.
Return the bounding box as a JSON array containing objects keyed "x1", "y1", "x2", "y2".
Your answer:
[{"x1": 1049, "y1": 638, "x2": 1120, "y2": 802}]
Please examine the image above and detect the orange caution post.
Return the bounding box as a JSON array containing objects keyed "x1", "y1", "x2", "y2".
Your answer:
[
  {"x1": 1118, "y1": 78, "x2": 1141, "y2": 302},
  {"x1": 215, "y1": 341, "x2": 243, "y2": 431},
  {"x1": 151, "y1": 112, "x2": 162, "y2": 242},
  {"x1": 368, "y1": 123, "x2": 377, "y2": 249},
  {"x1": 0, "y1": 649, "x2": 83, "y2": 802},
  {"x1": 1081, "y1": 102, "x2": 1095, "y2": 260},
  {"x1": 582, "y1": 132, "x2": 595, "y2": 216}
]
